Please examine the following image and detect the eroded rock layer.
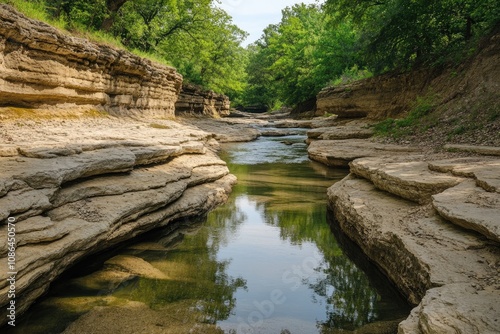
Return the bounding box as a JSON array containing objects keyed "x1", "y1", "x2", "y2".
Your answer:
[
  {"x1": 175, "y1": 84, "x2": 230, "y2": 117},
  {"x1": 0, "y1": 4, "x2": 182, "y2": 118},
  {"x1": 0, "y1": 116, "x2": 237, "y2": 326},
  {"x1": 327, "y1": 156, "x2": 500, "y2": 334},
  {"x1": 316, "y1": 70, "x2": 434, "y2": 119}
]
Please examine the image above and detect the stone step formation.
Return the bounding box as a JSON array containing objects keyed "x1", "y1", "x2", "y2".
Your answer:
[
  {"x1": 311, "y1": 130, "x2": 500, "y2": 333},
  {"x1": 0, "y1": 117, "x2": 237, "y2": 326}
]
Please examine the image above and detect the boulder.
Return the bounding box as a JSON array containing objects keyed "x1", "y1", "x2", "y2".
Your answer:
[
  {"x1": 432, "y1": 180, "x2": 500, "y2": 243},
  {"x1": 104, "y1": 255, "x2": 168, "y2": 279}
]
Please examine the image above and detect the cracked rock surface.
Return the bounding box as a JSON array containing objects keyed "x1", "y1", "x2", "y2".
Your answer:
[{"x1": 0, "y1": 116, "x2": 236, "y2": 326}]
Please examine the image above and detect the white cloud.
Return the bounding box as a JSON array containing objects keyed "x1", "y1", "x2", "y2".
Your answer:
[{"x1": 218, "y1": 0, "x2": 321, "y2": 46}]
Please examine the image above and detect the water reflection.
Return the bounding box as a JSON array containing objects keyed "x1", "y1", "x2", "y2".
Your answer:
[
  {"x1": 6, "y1": 135, "x2": 409, "y2": 334},
  {"x1": 212, "y1": 139, "x2": 409, "y2": 333}
]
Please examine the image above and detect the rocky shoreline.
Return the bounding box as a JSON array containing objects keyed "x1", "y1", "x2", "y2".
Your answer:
[
  {"x1": 0, "y1": 115, "x2": 238, "y2": 326},
  {"x1": 1, "y1": 4, "x2": 499, "y2": 332},
  {"x1": 305, "y1": 120, "x2": 500, "y2": 333}
]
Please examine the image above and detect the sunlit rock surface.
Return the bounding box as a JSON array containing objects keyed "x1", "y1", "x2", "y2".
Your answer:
[
  {"x1": 0, "y1": 116, "x2": 237, "y2": 326},
  {"x1": 327, "y1": 156, "x2": 500, "y2": 334},
  {"x1": 0, "y1": 4, "x2": 182, "y2": 118}
]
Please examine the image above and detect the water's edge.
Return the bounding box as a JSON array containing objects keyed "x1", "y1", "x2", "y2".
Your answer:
[{"x1": 7, "y1": 134, "x2": 411, "y2": 334}]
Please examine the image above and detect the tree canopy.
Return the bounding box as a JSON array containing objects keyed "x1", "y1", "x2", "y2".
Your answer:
[{"x1": 241, "y1": 0, "x2": 498, "y2": 109}]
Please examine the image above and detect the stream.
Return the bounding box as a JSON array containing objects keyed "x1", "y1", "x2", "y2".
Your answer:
[{"x1": 8, "y1": 131, "x2": 410, "y2": 334}]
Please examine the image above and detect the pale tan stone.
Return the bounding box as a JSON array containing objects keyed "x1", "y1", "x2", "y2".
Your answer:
[{"x1": 433, "y1": 180, "x2": 500, "y2": 242}]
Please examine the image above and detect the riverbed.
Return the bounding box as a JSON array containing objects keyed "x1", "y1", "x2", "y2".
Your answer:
[{"x1": 7, "y1": 132, "x2": 410, "y2": 334}]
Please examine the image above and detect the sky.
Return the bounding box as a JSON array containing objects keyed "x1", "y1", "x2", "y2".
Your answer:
[{"x1": 217, "y1": 0, "x2": 321, "y2": 46}]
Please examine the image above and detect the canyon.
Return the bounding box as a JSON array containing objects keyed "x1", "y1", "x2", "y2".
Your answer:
[
  {"x1": 0, "y1": 4, "x2": 232, "y2": 326},
  {"x1": 1, "y1": 3, "x2": 499, "y2": 333}
]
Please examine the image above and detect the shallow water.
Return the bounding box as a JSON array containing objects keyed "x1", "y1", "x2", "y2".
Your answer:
[{"x1": 7, "y1": 131, "x2": 410, "y2": 333}]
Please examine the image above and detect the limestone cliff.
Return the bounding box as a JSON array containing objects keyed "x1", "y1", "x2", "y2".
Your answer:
[
  {"x1": 0, "y1": 4, "x2": 182, "y2": 118},
  {"x1": 0, "y1": 116, "x2": 237, "y2": 327},
  {"x1": 0, "y1": 5, "x2": 237, "y2": 327},
  {"x1": 316, "y1": 69, "x2": 436, "y2": 119},
  {"x1": 175, "y1": 84, "x2": 230, "y2": 118}
]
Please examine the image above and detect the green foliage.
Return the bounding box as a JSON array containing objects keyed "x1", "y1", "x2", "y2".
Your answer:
[
  {"x1": 242, "y1": 4, "x2": 365, "y2": 109},
  {"x1": 325, "y1": 0, "x2": 500, "y2": 72},
  {"x1": 373, "y1": 95, "x2": 436, "y2": 137},
  {"x1": 5, "y1": 0, "x2": 66, "y2": 29},
  {"x1": 330, "y1": 65, "x2": 373, "y2": 86},
  {"x1": 5, "y1": 0, "x2": 498, "y2": 110},
  {"x1": 4, "y1": 0, "x2": 248, "y2": 101}
]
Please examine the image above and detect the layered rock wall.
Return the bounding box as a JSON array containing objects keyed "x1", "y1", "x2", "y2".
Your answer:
[
  {"x1": 175, "y1": 84, "x2": 230, "y2": 117},
  {"x1": 327, "y1": 156, "x2": 500, "y2": 333},
  {"x1": 0, "y1": 4, "x2": 183, "y2": 118},
  {"x1": 0, "y1": 5, "x2": 237, "y2": 327},
  {"x1": 316, "y1": 69, "x2": 435, "y2": 119}
]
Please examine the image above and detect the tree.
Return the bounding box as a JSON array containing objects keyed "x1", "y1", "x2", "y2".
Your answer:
[
  {"x1": 325, "y1": 0, "x2": 500, "y2": 72},
  {"x1": 101, "y1": 0, "x2": 128, "y2": 31},
  {"x1": 242, "y1": 3, "x2": 363, "y2": 108}
]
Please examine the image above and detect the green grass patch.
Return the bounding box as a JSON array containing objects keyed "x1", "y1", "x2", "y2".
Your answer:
[
  {"x1": 4, "y1": 0, "x2": 66, "y2": 30},
  {"x1": 2, "y1": 0, "x2": 171, "y2": 67},
  {"x1": 373, "y1": 95, "x2": 436, "y2": 138},
  {"x1": 331, "y1": 65, "x2": 373, "y2": 86}
]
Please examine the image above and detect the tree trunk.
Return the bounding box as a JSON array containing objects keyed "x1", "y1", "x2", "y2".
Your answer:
[
  {"x1": 101, "y1": 0, "x2": 128, "y2": 31},
  {"x1": 465, "y1": 16, "x2": 474, "y2": 41}
]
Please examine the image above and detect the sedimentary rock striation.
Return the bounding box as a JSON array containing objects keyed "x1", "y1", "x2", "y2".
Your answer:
[
  {"x1": 327, "y1": 155, "x2": 500, "y2": 334},
  {"x1": 0, "y1": 117, "x2": 237, "y2": 326},
  {"x1": 0, "y1": 4, "x2": 183, "y2": 118},
  {"x1": 0, "y1": 6, "x2": 238, "y2": 325},
  {"x1": 175, "y1": 84, "x2": 230, "y2": 117},
  {"x1": 315, "y1": 70, "x2": 434, "y2": 119}
]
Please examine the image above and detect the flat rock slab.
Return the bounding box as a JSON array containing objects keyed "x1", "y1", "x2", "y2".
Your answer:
[
  {"x1": 444, "y1": 144, "x2": 500, "y2": 156},
  {"x1": 433, "y1": 180, "x2": 500, "y2": 243},
  {"x1": 0, "y1": 116, "x2": 238, "y2": 326},
  {"x1": 260, "y1": 128, "x2": 302, "y2": 137},
  {"x1": 182, "y1": 118, "x2": 261, "y2": 142},
  {"x1": 328, "y1": 176, "x2": 500, "y2": 333},
  {"x1": 265, "y1": 116, "x2": 338, "y2": 129},
  {"x1": 399, "y1": 284, "x2": 500, "y2": 334},
  {"x1": 351, "y1": 157, "x2": 464, "y2": 204},
  {"x1": 429, "y1": 158, "x2": 500, "y2": 193},
  {"x1": 308, "y1": 139, "x2": 421, "y2": 167},
  {"x1": 307, "y1": 126, "x2": 374, "y2": 140}
]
